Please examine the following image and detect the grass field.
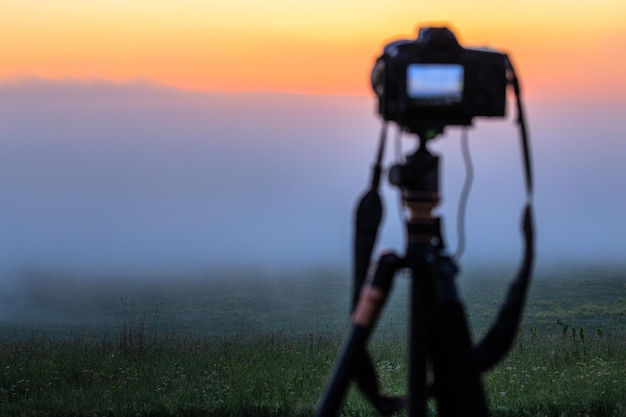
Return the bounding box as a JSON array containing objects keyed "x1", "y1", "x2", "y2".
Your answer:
[{"x1": 0, "y1": 264, "x2": 625, "y2": 416}]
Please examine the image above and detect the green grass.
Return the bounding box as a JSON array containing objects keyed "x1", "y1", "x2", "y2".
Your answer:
[
  {"x1": 486, "y1": 329, "x2": 626, "y2": 417},
  {"x1": 0, "y1": 265, "x2": 625, "y2": 416},
  {"x1": 0, "y1": 329, "x2": 624, "y2": 416},
  {"x1": 0, "y1": 332, "x2": 336, "y2": 416}
]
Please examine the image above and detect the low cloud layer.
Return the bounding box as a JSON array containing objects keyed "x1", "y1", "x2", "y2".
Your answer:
[{"x1": 1, "y1": 79, "x2": 625, "y2": 281}]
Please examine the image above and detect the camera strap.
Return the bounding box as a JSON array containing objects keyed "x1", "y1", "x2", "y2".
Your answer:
[
  {"x1": 474, "y1": 57, "x2": 535, "y2": 371},
  {"x1": 349, "y1": 122, "x2": 392, "y2": 408},
  {"x1": 353, "y1": 121, "x2": 388, "y2": 307},
  {"x1": 509, "y1": 58, "x2": 534, "y2": 197}
]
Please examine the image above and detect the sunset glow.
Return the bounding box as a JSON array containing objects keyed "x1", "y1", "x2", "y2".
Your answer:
[{"x1": 2, "y1": 0, "x2": 626, "y2": 99}]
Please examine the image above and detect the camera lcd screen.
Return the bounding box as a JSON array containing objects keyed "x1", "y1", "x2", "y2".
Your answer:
[{"x1": 406, "y1": 64, "x2": 464, "y2": 105}]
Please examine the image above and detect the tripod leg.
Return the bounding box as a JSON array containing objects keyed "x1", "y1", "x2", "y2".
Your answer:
[
  {"x1": 315, "y1": 253, "x2": 400, "y2": 417},
  {"x1": 353, "y1": 253, "x2": 407, "y2": 416},
  {"x1": 430, "y1": 256, "x2": 488, "y2": 417},
  {"x1": 354, "y1": 246, "x2": 407, "y2": 414},
  {"x1": 406, "y1": 252, "x2": 489, "y2": 417}
]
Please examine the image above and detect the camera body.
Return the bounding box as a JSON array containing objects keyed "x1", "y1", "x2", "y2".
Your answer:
[{"x1": 371, "y1": 26, "x2": 508, "y2": 135}]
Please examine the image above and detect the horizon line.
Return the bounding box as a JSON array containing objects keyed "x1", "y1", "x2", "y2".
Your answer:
[
  {"x1": 3, "y1": 75, "x2": 626, "y2": 105},
  {"x1": 0, "y1": 75, "x2": 375, "y2": 100}
]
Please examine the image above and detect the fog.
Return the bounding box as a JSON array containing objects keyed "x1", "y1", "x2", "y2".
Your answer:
[{"x1": 1, "y1": 79, "x2": 626, "y2": 285}]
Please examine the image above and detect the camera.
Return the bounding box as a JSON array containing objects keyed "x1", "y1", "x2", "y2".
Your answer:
[{"x1": 371, "y1": 26, "x2": 508, "y2": 135}]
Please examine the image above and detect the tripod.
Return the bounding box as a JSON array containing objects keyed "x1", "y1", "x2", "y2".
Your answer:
[{"x1": 314, "y1": 126, "x2": 534, "y2": 417}]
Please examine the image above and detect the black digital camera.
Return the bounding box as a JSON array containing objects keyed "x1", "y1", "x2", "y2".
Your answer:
[{"x1": 371, "y1": 26, "x2": 509, "y2": 136}]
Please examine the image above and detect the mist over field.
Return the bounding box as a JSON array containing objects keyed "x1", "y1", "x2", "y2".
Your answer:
[{"x1": 1, "y1": 79, "x2": 626, "y2": 287}]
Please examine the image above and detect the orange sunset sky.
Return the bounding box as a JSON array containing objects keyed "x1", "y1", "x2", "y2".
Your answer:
[{"x1": 2, "y1": 0, "x2": 625, "y2": 100}]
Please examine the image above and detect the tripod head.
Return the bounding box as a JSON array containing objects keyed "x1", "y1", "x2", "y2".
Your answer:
[{"x1": 389, "y1": 133, "x2": 444, "y2": 248}]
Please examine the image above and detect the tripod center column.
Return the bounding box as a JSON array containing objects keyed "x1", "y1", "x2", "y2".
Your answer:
[{"x1": 389, "y1": 145, "x2": 442, "y2": 245}]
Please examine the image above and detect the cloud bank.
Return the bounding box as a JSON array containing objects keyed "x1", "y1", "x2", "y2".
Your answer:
[{"x1": 1, "y1": 79, "x2": 625, "y2": 280}]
